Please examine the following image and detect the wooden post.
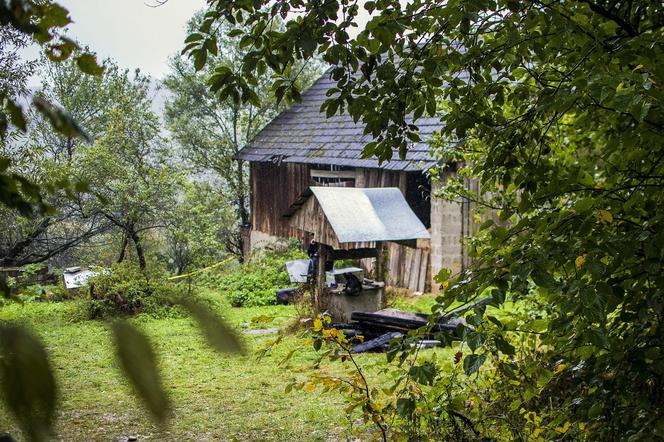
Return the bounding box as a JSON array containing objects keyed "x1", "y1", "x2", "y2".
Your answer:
[
  {"x1": 315, "y1": 244, "x2": 330, "y2": 312},
  {"x1": 375, "y1": 241, "x2": 385, "y2": 282}
]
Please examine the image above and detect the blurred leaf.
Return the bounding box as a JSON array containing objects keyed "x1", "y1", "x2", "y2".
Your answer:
[
  {"x1": 32, "y1": 97, "x2": 91, "y2": 142},
  {"x1": 5, "y1": 99, "x2": 27, "y2": 132},
  {"x1": 111, "y1": 321, "x2": 170, "y2": 424},
  {"x1": 76, "y1": 53, "x2": 104, "y2": 76},
  {"x1": 176, "y1": 300, "x2": 245, "y2": 354},
  {"x1": 0, "y1": 325, "x2": 57, "y2": 442}
]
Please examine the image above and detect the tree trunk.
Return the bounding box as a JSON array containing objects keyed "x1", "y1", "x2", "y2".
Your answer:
[
  {"x1": 129, "y1": 230, "x2": 147, "y2": 270},
  {"x1": 235, "y1": 158, "x2": 249, "y2": 264},
  {"x1": 0, "y1": 218, "x2": 52, "y2": 267},
  {"x1": 117, "y1": 234, "x2": 128, "y2": 263}
]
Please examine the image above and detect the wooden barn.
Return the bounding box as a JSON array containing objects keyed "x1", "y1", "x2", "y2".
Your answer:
[{"x1": 236, "y1": 71, "x2": 474, "y2": 293}]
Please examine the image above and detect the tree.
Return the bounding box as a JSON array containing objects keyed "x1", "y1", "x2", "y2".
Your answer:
[
  {"x1": 1, "y1": 1, "x2": 103, "y2": 215},
  {"x1": 0, "y1": 25, "x2": 39, "y2": 100},
  {"x1": 72, "y1": 81, "x2": 180, "y2": 270},
  {"x1": 162, "y1": 181, "x2": 236, "y2": 275},
  {"x1": 0, "y1": 59, "x2": 162, "y2": 268},
  {"x1": 187, "y1": 0, "x2": 664, "y2": 437},
  {"x1": 164, "y1": 11, "x2": 322, "y2": 260}
]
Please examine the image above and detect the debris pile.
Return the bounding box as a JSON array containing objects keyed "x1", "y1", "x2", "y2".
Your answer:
[{"x1": 334, "y1": 297, "x2": 493, "y2": 353}]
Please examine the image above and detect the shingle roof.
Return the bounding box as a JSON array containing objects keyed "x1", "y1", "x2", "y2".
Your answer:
[{"x1": 236, "y1": 70, "x2": 444, "y2": 171}]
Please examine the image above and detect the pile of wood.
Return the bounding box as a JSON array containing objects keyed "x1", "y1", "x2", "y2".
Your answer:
[{"x1": 334, "y1": 297, "x2": 493, "y2": 353}]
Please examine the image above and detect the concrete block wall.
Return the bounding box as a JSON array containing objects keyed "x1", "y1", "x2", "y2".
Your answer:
[
  {"x1": 249, "y1": 229, "x2": 283, "y2": 251},
  {"x1": 430, "y1": 176, "x2": 464, "y2": 291}
]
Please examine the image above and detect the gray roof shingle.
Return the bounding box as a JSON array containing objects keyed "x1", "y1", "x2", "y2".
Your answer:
[{"x1": 236, "y1": 70, "x2": 444, "y2": 171}]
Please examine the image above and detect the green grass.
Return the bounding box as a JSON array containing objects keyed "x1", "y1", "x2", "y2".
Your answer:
[
  {"x1": 0, "y1": 289, "x2": 466, "y2": 441},
  {"x1": 0, "y1": 292, "x2": 348, "y2": 441}
]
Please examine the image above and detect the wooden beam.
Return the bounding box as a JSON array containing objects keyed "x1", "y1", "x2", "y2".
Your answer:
[
  {"x1": 375, "y1": 242, "x2": 385, "y2": 282},
  {"x1": 330, "y1": 248, "x2": 378, "y2": 260},
  {"x1": 393, "y1": 239, "x2": 418, "y2": 249}
]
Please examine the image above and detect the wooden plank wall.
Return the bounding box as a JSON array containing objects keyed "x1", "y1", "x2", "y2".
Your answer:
[
  {"x1": 250, "y1": 161, "x2": 312, "y2": 240},
  {"x1": 289, "y1": 197, "x2": 342, "y2": 249},
  {"x1": 355, "y1": 169, "x2": 406, "y2": 191},
  {"x1": 250, "y1": 162, "x2": 434, "y2": 293},
  {"x1": 385, "y1": 241, "x2": 432, "y2": 293}
]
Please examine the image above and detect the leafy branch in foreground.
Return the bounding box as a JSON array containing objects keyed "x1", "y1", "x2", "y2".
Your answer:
[
  {"x1": 188, "y1": 0, "x2": 664, "y2": 438},
  {"x1": 1, "y1": 1, "x2": 103, "y2": 215}
]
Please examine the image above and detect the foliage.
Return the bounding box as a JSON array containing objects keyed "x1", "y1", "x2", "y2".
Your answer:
[
  {"x1": 1, "y1": 1, "x2": 102, "y2": 215},
  {"x1": 190, "y1": 0, "x2": 664, "y2": 438},
  {"x1": 0, "y1": 58, "x2": 165, "y2": 269},
  {"x1": 162, "y1": 181, "x2": 236, "y2": 275},
  {"x1": 215, "y1": 242, "x2": 306, "y2": 307},
  {"x1": 292, "y1": 314, "x2": 469, "y2": 441},
  {"x1": 0, "y1": 24, "x2": 39, "y2": 104},
  {"x1": 164, "y1": 11, "x2": 323, "y2": 259},
  {"x1": 87, "y1": 262, "x2": 186, "y2": 319}
]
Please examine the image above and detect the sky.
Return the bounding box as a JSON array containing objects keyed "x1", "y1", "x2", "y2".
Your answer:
[{"x1": 60, "y1": 0, "x2": 207, "y2": 80}]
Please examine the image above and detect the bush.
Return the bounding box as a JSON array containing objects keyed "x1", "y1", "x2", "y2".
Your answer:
[
  {"x1": 215, "y1": 242, "x2": 306, "y2": 308},
  {"x1": 88, "y1": 262, "x2": 187, "y2": 319}
]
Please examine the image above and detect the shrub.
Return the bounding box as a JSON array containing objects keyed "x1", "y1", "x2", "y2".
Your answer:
[
  {"x1": 88, "y1": 262, "x2": 187, "y2": 319},
  {"x1": 215, "y1": 241, "x2": 306, "y2": 307}
]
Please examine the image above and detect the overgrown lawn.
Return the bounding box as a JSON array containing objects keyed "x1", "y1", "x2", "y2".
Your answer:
[{"x1": 0, "y1": 290, "x2": 464, "y2": 441}]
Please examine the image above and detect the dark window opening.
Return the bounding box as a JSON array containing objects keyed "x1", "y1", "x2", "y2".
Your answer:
[{"x1": 406, "y1": 171, "x2": 432, "y2": 228}]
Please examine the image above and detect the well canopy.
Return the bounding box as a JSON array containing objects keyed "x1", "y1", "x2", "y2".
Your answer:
[{"x1": 287, "y1": 187, "x2": 430, "y2": 247}]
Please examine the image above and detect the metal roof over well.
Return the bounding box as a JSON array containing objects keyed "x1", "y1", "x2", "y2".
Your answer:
[
  {"x1": 295, "y1": 187, "x2": 431, "y2": 244},
  {"x1": 235, "y1": 70, "x2": 446, "y2": 171}
]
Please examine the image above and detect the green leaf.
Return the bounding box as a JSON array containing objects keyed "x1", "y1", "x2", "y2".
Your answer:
[
  {"x1": 5, "y1": 99, "x2": 27, "y2": 132},
  {"x1": 396, "y1": 398, "x2": 415, "y2": 416},
  {"x1": 463, "y1": 353, "x2": 486, "y2": 375},
  {"x1": 494, "y1": 335, "x2": 516, "y2": 356},
  {"x1": 176, "y1": 300, "x2": 245, "y2": 354},
  {"x1": 184, "y1": 33, "x2": 205, "y2": 43},
  {"x1": 39, "y1": 3, "x2": 72, "y2": 29},
  {"x1": 32, "y1": 97, "x2": 91, "y2": 142},
  {"x1": 0, "y1": 325, "x2": 57, "y2": 442},
  {"x1": 111, "y1": 321, "x2": 170, "y2": 423},
  {"x1": 409, "y1": 362, "x2": 437, "y2": 385},
  {"x1": 76, "y1": 53, "x2": 105, "y2": 76},
  {"x1": 466, "y1": 332, "x2": 485, "y2": 352},
  {"x1": 194, "y1": 50, "x2": 208, "y2": 71},
  {"x1": 588, "y1": 403, "x2": 603, "y2": 419}
]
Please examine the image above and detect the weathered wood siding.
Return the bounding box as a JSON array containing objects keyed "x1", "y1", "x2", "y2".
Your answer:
[
  {"x1": 250, "y1": 161, "x2": 312, "y2": 239},
  {"x1": 249, "y1": 161, "x2": 437, "y2": 293},
  {"x1": 355, "y1": 168, "x2": 406, "y2": 190},
  {"x1": 385, "y1": 240, "x2": 432, "y2": 292},
  {"x1": 289, "y1": 196, "x2": 343, "y2": 249}
]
